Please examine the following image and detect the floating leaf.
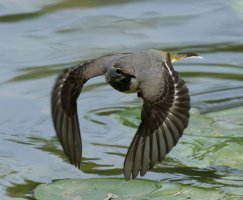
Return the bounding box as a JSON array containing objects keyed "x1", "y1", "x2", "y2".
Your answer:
[
  {"x1": 34, "y1": 178, "x2": 160, "y2": 200},
  {"x1": 34, "y1": 178, "x2": 227, "y2": 200}
]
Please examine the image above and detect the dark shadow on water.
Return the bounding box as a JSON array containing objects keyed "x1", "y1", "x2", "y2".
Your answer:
[
  {"x1": 193, "y1": 97, "x2": 243, "y2": 114},
  {"x1": 6, "y1": 61, "x2": 108, "y2": 94},
  {"x1": 6, "y1": 62, "x2": 75, "y2": 83},
  {"x1": 81, "y1": 160, "x2": 122, "y2": 176},
  {"x1": 182, "y1": 72, "x2": 243, "y2": 81},
  {"x1": 0, "y1": 0, "x2": 145, "y2": 23},
  {"x1": 91, "y1": 142, "x2": 128, "y2": 149},
  {"x1": 6, "y1": 179, "x2": 40, "y2": 200},
  {"x1": 11, "y1": 135, "x2": 124, "y2": 177},
  {"x1": 153, "y1": 165, "x2": 243, "y2": 189},
  {"x1": 163, "y1": 42, "x2": 243, "y2": 54},
  {"x1": 28, "y1": 136, "x2": 124, "y2": 176}
]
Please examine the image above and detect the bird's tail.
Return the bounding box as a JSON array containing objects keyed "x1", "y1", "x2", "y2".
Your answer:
[{"x1": 161, "y1": 51, "x2": 203, "y2": 63}]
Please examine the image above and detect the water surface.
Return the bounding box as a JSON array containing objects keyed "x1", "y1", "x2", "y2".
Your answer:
[{"x1": 1, "y1": 0, "x2": 243, "y2": 199}]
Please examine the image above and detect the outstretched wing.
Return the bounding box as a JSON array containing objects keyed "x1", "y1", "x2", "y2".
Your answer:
[
  {"x1": 124, "y1": 53, "x2": 190, "y2": 179},
  {"x1": 51, "y1": 60, "x2": 105, "y2": 167}
]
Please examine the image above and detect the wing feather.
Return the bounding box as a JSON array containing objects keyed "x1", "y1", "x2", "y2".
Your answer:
[
  {"x1": 124, "y1": 53, "x2": 190, "y2": 179},
  {"x1": 51, "y1": 61, "x2": 104, "y2": 167}
]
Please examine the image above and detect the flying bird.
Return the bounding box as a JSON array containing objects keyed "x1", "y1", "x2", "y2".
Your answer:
[{"x1": 51, "y1": 50, "x2": 196, "y2": 179}]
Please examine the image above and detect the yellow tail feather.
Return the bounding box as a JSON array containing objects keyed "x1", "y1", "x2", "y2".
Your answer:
[{"x1": 161, "y1": 51, "x2": 201, "y2": 63}]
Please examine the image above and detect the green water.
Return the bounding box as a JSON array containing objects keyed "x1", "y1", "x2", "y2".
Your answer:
[{"x1": 1, "y1": 0, "x2": 243, "y2": 199}]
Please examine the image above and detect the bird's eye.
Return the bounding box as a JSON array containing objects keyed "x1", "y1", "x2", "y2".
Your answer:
[{"x1": 115, "y1": 68, "x2": 123, "y2": 75}]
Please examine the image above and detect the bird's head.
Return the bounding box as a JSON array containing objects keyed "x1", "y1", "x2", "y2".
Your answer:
[{"x1": 105, "y1": 62, "x2": 138, "y2": 93}]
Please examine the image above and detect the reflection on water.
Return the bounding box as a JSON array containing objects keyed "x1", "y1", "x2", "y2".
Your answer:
[
  {"x1": 1, "y1": 0, "x2": 243, "y2": 199},
  {"x1": 6, "y1": 180, "x2": 39, "y2": 200}
]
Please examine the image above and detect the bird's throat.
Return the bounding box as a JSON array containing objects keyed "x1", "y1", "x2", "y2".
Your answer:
[
  {"x1": 109, "y1": 77, "x2": 138, "y2": 93},
  {"x1": 123, "y1": 78, "x2": 139, "y2": 93}
]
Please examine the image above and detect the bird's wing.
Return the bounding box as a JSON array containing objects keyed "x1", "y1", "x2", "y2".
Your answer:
[
  {"x1": 124, "y1": 53, "x2": 190, "y2": 179},
  {"x1": 51, "y1": 59, "x2": 105, "y2": 167}
]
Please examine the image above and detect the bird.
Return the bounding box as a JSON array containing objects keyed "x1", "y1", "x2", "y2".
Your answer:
[{"x1": 51, "y1": 49, "x2": 196, "y2": 179}]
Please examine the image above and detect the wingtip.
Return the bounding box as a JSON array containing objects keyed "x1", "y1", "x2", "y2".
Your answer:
[
  {"x1": 123, "y1": 166, "x2": 133, "y2": 180},
  {"x1": 76, "y1": 162, "x2": 81, "y2": 169},
  {"x1": 123, "y1": 171, "x2": 133, "y2": 180}
]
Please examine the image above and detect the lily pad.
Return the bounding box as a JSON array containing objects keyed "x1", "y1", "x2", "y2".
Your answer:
[
  {"x1": 34, "y1": 178, "x2": 226, "y2": 200},
  {"x1": 34, "y1": 178, "x2": 160, "y2": 200}
]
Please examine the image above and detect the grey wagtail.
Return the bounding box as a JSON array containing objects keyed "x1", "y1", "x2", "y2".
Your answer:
[{"x1": 51, "y1": 50, "x2": 198, "y2": 179}]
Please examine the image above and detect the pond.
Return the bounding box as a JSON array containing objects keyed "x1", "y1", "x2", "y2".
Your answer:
[{"x1": 0, "y1": 0, "x2": 243, "y2": 199}]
